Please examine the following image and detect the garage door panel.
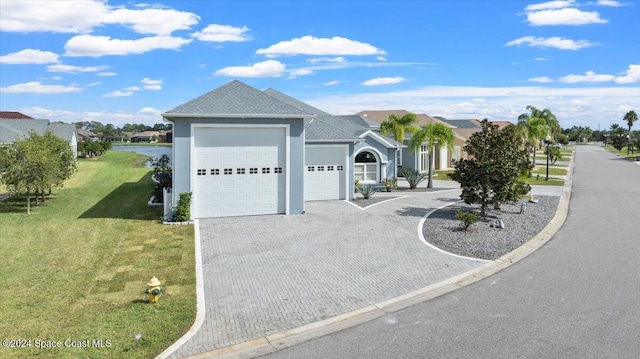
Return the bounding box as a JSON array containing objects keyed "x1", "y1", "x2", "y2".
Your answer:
[
  {"x1": 193, "y1": 127, "x2": 286, "y2": 218},
  {"x1": 305, "y1": 146, "x2": 347, "y2": 201}
]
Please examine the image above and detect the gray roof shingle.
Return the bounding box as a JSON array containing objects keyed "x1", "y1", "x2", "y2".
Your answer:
[
  {"x1": 164, "y1": 80, "x2": 313, "y2": 118},
  {"x1": 0, "y1": 119, "x2": 49, "y2": 143}
]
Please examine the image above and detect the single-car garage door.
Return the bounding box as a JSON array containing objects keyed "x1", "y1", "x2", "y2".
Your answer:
[
  {"x1": 305, "y1": 145, "x2": 347, "y2": 201},
  {"x1": 193, "y1": 127, "x2": 286, "y2": 218}
]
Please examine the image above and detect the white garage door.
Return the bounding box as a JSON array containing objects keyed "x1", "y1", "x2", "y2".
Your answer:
[
  {"x1": 193, "y1": 127, "x2": 286, "y2": 218},
  {"x1": 305, "y1": 145, "x2": 347, "y2": 201}
]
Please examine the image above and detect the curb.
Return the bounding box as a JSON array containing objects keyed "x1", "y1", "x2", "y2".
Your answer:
[{"x1": 173, "y1": 155, "x2": 574, "y2": 359}]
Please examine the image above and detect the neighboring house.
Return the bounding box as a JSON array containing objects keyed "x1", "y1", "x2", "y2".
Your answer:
[
  {"x1": 0, "y1": 111, "x2": 33, "y2": 119},
  {"x1": 0, "y1": 118, "x2": 78, "y2": 158},
  {"x1": 76, "y1": 128, "x2": 99, "y2": 142},
  {"x1": 162, "y1": 80, "x2": 403, "y2": 219},
  {"x1": 355, "y1": 110, "x2": 466, "y2": 173},
  {"x1": 130, "y1": 131, "x2": 161, "y2": 142}
]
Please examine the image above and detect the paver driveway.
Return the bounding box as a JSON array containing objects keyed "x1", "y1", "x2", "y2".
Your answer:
[{"x1": 168, "y1": 190, "x2": 487, "y2": 358}]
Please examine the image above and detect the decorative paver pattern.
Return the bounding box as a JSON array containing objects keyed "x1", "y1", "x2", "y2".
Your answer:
[{"x1": 169, "y1": 190, "x2": 487, "y2": 358}]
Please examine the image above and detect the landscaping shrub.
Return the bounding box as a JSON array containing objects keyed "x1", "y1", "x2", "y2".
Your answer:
[
  {"x1": 402, "y1": 168, "x2": 427, "y2": 189},
  {"x1": 151, "y1": 155, "x2": 172, "y2": 203},
  {"x1": 175, "y1": 192, "x2": 192, "y2": 222},
  {"x1": 381, "y1": 177, "x2": 398, "y2": 192},
  {"x1": 356, "y1": 184, "x2": 376, "y2": 199},
  {"x1": 456, "y1": 209, "x2": 480, "y2": 230}
]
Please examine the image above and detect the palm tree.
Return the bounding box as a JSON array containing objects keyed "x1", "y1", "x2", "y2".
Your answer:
[
  {"x1": 379, "y1": 113, "x2": 419, "y2": 143},
  {"x1": 409, "y1": 123, "x2": 455, "y2": 188},
  {"x1": 623, "y1": 110, "x2": 638, "y2": 154},
  {"x1": 518, "y1": 105, "x2": 555, "y2": 166}
]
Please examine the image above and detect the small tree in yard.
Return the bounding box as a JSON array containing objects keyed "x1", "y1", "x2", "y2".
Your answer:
[
  {"x1": 449, "y1": 120, "x2": 532, "y2": 217},
  {"x1": 456, "y1": 209, "x2": 480, "y2": 230}
]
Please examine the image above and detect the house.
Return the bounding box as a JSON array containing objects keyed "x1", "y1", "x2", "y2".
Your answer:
[
  {"x1": 162, "y1": 80, "x2": 403, "y2": 219},
  {"x1": 76, "y1": 128, "x2": 100, "y2": 142},
  {"x1": 0, "y1": 111, "x2": 33, "y2": 119},
  {"x1": 0, "y1": 118, "x2": 78, "y2": 158},
  {"x1": 355, "y1": 110, "x2": 467, "y2": 173}
]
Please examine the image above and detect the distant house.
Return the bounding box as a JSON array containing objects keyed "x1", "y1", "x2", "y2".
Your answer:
[
  {"x1": 76, "y1": 128, "x2": 99, "y2": 142},
  {"x1": 355, "y1": 110, "x2": 467, "y2": 173},
  {"x1": 0, "y1": 118, "x2": 78, "y2": 158},
  {"x1": 130, "y1": 131, "x2": 161, "y2": 142},
  {"x1": 0, "y1": 111, "x2": 33, "y2": 119}
]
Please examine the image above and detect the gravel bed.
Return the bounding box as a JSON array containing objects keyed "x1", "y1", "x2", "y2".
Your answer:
[{"x1": 423, "y1": 195, "x2": 559, "y2": 260}]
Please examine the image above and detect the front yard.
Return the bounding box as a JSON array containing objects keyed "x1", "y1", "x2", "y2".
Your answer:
[{"x1": 0, "y1": 151, "x2": 195, "y2": 359}]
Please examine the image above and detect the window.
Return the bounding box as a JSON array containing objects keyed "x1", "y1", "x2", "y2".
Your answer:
[
  {"x1": 250, "y1": 168, "x2": 258, "y2": 174},
  {"x1": 237, "y1": 168, "x2": 245, "y2": 174},
  {"x1": 337, "y1": 165, "x2": 344, "y2": 171},
  {"x1": 318, "y1": 166, "x2": 324, "y2": 171},
  {"x1": 262, "y1": 167, "x2": 270, "y2": 174},
  {"x1": 328, "y1": 165, "x2": 334, "y2": 171},
  {"x1": 274, "y1": 167, "x2": 283, "y2": 173},
  {"x1": 210, "y1": 169, "x2": 220, "y2": 175},
  {"x1": 420, "y1": 145, "x2": 429, "y2": 173},
  {"x1": 308, "y1": 166, "x2": 315, "y2": 171},
  {"x1": 197, "y1": 169, "x2": 206, "y2": 176},
  {"x1": 354, "y1": 151, "x2": 378, "y2": 182},
  {"x1": 224, "y1": 168, "x2": 233, "y2": 175}
]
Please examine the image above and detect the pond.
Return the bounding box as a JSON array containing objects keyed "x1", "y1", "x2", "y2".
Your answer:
[{"x1": 112, "y1": 145, "x2": 172, "y2": 167}]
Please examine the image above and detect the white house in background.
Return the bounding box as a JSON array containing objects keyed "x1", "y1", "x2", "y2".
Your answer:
[{"x1": 162, "y1": 80, "x2": 404, "y2": 219}]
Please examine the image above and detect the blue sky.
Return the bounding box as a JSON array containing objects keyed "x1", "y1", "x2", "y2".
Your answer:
[{"x1": 0, "y1": 0, "x2": 638, "y2": 130}]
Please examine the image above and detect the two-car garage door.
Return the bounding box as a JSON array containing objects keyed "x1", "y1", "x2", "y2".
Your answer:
[{"x1": 193, "y1": 127, "x2": 286, "y2": 218}]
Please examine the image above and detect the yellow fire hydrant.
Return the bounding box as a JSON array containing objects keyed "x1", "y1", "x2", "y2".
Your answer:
[{"x1": 145, "y1": 277, "x2": 162, "y2": 303}]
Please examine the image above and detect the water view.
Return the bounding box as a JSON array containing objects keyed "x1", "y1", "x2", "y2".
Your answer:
[{"x1": 112, "y1": 145, "x2": 172, "y2": 167}]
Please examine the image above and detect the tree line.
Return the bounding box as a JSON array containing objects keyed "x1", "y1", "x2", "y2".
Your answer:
[{"x1": 0, "y1": 132, "x2": 76, "y2": 214}]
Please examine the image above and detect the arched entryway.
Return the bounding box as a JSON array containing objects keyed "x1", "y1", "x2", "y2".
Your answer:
[{"x1": 355, "y1": 150, "x2": 379, "y2": 183}]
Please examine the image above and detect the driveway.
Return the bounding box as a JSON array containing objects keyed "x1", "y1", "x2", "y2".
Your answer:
[{"x1": 166, "y1": 189, "x2": 486, "y2": 358}]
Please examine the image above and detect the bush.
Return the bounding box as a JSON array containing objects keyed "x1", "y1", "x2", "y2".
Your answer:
[
  {"x1": 175, "y1": 192, "x2": 192, "y2": 222},
  {"x1": 402, "y1": 168, "x2": 427, "y2": 189},
  {"x1": 456, "y1": 209, "x2": 480, "y2": 230},
  {"x1": 356, "y1": 184, "x2": 375, "y2": 199},
  {"x1": 381, "y1": 177, "x2": 397, "y2": 192},
  {"x1": 151, "y1": 155, "x2": 172, "y2": 203}
]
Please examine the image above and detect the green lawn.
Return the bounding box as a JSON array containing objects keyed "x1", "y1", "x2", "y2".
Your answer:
[
  {"x1": 523, "y1": 176, "x2": 565, "y2": 186},
  {"x1": 603, "y1": 144, "x2": 639, "y2": 160},
  {"x1": 532, "y1": 166, "x2": 568, "y2": 176},
  {"x1": 0, "y1": 151, "x2": 195, "y2": 359}
]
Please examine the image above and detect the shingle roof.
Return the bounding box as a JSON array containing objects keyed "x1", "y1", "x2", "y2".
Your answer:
[
  {"x1": 0, "y1": 119, "x2": 75, "y2": 143},
  {"x1": 164, "y1": 80, "x2": 313, "y2": 118},
  {"x1": 434, "y1": 117, "x2": 481, "y2": 129},
  {"x1": 0, "y1": 111, "x2": 33, "y2": 119},
  {"x1": 0, "y1": 119, "x2": 49, "y2": 143},
  {"x1": 356, "y1": 110, "x2": 454, "y2": 128}
]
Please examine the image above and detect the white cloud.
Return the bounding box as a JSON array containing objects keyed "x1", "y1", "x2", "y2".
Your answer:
[
  {"x1": 103, "y1": 7, "x2": 199, "y2": 36},
  {"x1": 51, "y1": 76, "x2": 63, "y2": 80},
  {"x1": 64, "y1": 35, "x2": 192, "y2": 57},
  {"x1": 138, "y1": 107, "x2": 162, "y2": 116},
  {"x1": 86, "y1": 82, "x2": 102, "y2": 87},
  {"x1": 596, "y1": 0, "x2": 621, "y2": 6},
  {"x1": 0, "y1": 49, "x2": 60, "y2": 64},
  {"x1": 529, "y1": 76, "x2": 555, "y2": 83},
  {"x1": 0, "y1": 0, "x2": 199, "y2": 35},
  {"x1": 525, "y1": 0, "x2": 575, "y2": 11},
  {"x1": 256, "y1": 36, "x2": 386, "y2": 58},
  {"x1": 324, "y1": 80, "x2": 340, "y2": 86},
  {"x1": 102, "y1": 90, "x2": 134, "y2": 98},
  {"x1": 215, "y1": 60, "x2": 286, "y2": 78},
  {"x1": 526, "y1": 8, "x2": 608, "y2": 26},
  {"x1": 0, "y1": 81, "x2": 83, "y2": 94},
  {"x1": 377, "y1": 56, "x2": 387, "y2": 62},
  {"x1": 191, "y1": 24, "x2": 251, "y2": 42},
  {"x1": 534, "y1": 57, "x2": 550, "y2": 61},
  {"x1": 288, "y1": 69, "x2": 314, "y2": 78},
  {"x1": 98, "y1": 72, "x2": 117, "y2": 76},
  {"x1": 614, "y1": 64, "x2": 640, "y2": 84},
  {"x1": 47, "y1": 64, "x2": 109, "y2": 73},
  {"x1": 307, "y1": 57, "x2": 346, "y2": 63},
  {"x1": 304, "y1": 85, "x2": 640, "y2": 128},
  {"x1": 559, "y1": 70, "x2": 616, "y2": 83},
  {"x1": 123, "y1": 86, "x2": 141, "y2": 91},
  {"x1": 140, "y1": 78, "x2": 163, "y2": 90},
  {"x1": 506, "y1": 36, "x2": 595, "y2": 50},
  {"x1": 361, "y1": 77, "x2": 406, "y2": 86}
]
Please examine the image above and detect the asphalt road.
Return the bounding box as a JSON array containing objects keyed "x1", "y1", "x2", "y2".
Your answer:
[{"x1": 262, "y1": 144, "x2": 640, "y2": 359}]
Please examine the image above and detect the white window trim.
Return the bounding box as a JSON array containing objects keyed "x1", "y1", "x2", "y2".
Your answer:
[{"x1": 354, "y1": 147, "x2": 383, "y2": 184}]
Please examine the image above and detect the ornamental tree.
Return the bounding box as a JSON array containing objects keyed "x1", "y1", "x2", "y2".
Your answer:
[{"x1": 449, "y1": 120, "x2": 532, "y2": 216}]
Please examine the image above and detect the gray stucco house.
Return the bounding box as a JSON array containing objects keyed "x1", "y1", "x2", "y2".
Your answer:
[{"x1": 162, "y1": 80, "x2": 403, "y2": 219}]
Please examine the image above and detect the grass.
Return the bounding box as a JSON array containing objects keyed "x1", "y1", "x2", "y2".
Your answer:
[
  {"x1": 433, "y1": 169, "x2": 454, "y2": 180},
  {"x1": 603, "y1": 144, "x2": 639, "y2": 160},
  {"x1": 0, "y1": 151, "x2": 195, "y2": 359},
  {"x1": 522, "y1": 176, "x2": 564, "y2": 186},
  {"x1": 532, "y1": 166, "x2": 568, "y2": 176}
]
